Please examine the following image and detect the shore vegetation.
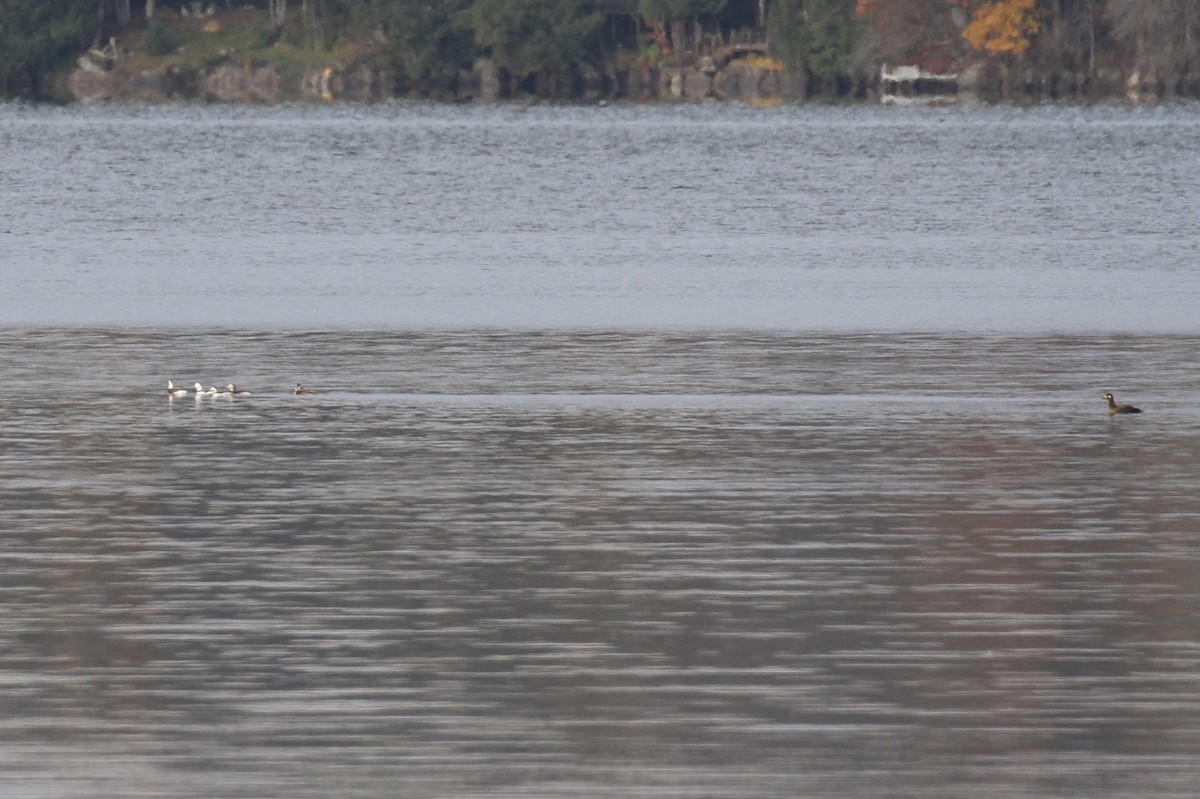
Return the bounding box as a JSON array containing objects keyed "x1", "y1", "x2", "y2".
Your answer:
[{"x1": 2, "y1": 0, "x2": 1198, "y2": 101}]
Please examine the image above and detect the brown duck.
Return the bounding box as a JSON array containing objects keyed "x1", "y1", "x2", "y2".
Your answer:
[{"x1": 1104, "y1": 392, "x2": 1141, "y2": 414}]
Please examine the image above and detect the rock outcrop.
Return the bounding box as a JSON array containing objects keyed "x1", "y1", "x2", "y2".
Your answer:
[{"x1": 63, "y1": 51, "x2": 808, "y2": 105}]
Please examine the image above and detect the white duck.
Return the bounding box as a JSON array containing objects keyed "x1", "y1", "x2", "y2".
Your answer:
[
  {"x1": 167, "y1": 380, "x2": 189, "y2": 397},
  {"x1": 226, "y1": 383, "x2": 251, "y2": 395}
]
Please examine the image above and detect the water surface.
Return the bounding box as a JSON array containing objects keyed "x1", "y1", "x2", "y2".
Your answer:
[
  {"x1": 2, "y1": 102, "x2": 1199, "y2": 330},
  {"x1": 2, "y1": 104, "x2": 1200, "y2": 797}
]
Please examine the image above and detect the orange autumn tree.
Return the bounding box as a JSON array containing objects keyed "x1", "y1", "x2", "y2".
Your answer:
[{"x1": 962, "y1": 0, "x2": 1041, "y2": 55}]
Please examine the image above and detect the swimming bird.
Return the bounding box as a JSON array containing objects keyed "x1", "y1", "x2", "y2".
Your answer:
[
  {"x1": 226, "y1": 384, "x2": 251, "y2": 395},
  {"x1": 1104, "y1": 392, "x2": 1141, "y2": 414},
  {"x1": 167, "y1": 380, "x2": 188, "y2": 397},
  {"x1": 294, "y1": 384, "x2": 315, "y2": 395},
  {"x1": 194, "y1": 382, "x2": 215, "y2": 396},
  {"x1": 210, "y1": 385, "x2": 232, "y2": 397}
]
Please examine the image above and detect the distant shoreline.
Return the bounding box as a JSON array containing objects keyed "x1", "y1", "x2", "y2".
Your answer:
[
  {"x1": 50, "y1": 8, "x2": 1200, "y2": 107},
  {"x1": 61, "y1": 50, "x2": 1194, "y2": 108}
]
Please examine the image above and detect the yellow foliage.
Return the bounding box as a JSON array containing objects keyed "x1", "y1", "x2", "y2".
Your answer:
[
  {"x1": 963, "y1": 0, "x2": 1041, "y2": 55},
  {"x1": 743, "y1": 54, "x2": 784, "y2": 73}
]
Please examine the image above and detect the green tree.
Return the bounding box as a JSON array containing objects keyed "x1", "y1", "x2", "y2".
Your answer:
[
  {"x1": 805, "y1": 0, "x2": 855, "y2": 89},
  {"x1": 142, "y1": 15, "x2": 175, "y2": 55},
  {"x1": 355, "y1": 0, "x2": 473, "y2": 77},
  {"x1": 462, "y1": 0, "x2": 603, "y2": 76},
  {"x1": 0, "y1": 0, "x2": 96, "y2": 96},
  {"x1": 767, "y1": 0, "x2": 809, "y2": 71},
  {"x1": 769, "y1": 0, "x2": 856, "y2": 94}
]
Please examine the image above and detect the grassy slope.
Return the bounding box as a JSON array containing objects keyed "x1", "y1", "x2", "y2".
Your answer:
[{"x1": 116, "y1": 9, "x2": 378, "y2": 81}]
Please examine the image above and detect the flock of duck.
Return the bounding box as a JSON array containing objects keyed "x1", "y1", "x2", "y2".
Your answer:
[{"x1": 167, "y1": 380, "x2": 314, "y2": 398}]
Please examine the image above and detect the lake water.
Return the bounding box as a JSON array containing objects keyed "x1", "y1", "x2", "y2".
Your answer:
[
  {"x1": 4, "y1": 101, "x2": 1200, "y2": 330},
  {"x1": 2, "y1": 101, "x2": 1200, "y2": 798}
]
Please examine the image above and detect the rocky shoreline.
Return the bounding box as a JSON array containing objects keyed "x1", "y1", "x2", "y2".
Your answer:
[
  {"x1": 59, "y1": 11, "x2": 1200, "y2": 108},
  {"x1": 65, "y1": 51, "x2": 1200, "y2": 106},
  {"x1": 64, "y1": 48, "x2": 813, "y2": 105}
]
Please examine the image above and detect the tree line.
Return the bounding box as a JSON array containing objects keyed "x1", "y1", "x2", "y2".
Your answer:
[
  {"x1": 2, "y1": 0, "x2": 1198, "y2": 99},
  {"x1": 857, "y1": 0, "x2": 1200, "y2": 95}
]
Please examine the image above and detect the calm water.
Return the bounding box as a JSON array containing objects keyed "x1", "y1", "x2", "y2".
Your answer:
[
  {"x1": 2, "y1": 102, "x2": 1200, "y2": 797},
  {"x1": 3, "y1": 101, "x2": 1200, "y2": 329}
]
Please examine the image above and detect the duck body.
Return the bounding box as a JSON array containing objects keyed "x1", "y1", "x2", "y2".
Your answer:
[
  {"x1": 1104, "y1": 392, "x2": 1141, "y2": 414},
  {"x1": 226, "y1": 384, "x2": 251, "y2": 395},
  {"x1": 167, "y1": 380, "x2": 188, "y2": 397},
  {"x1": 294, "y1": 384, "x2": 315, "y2": 395}
]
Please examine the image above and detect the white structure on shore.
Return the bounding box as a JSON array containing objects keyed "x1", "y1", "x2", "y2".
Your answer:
[{"x1": 880, "y1": 65, "x2": 959, "y2": 105}]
